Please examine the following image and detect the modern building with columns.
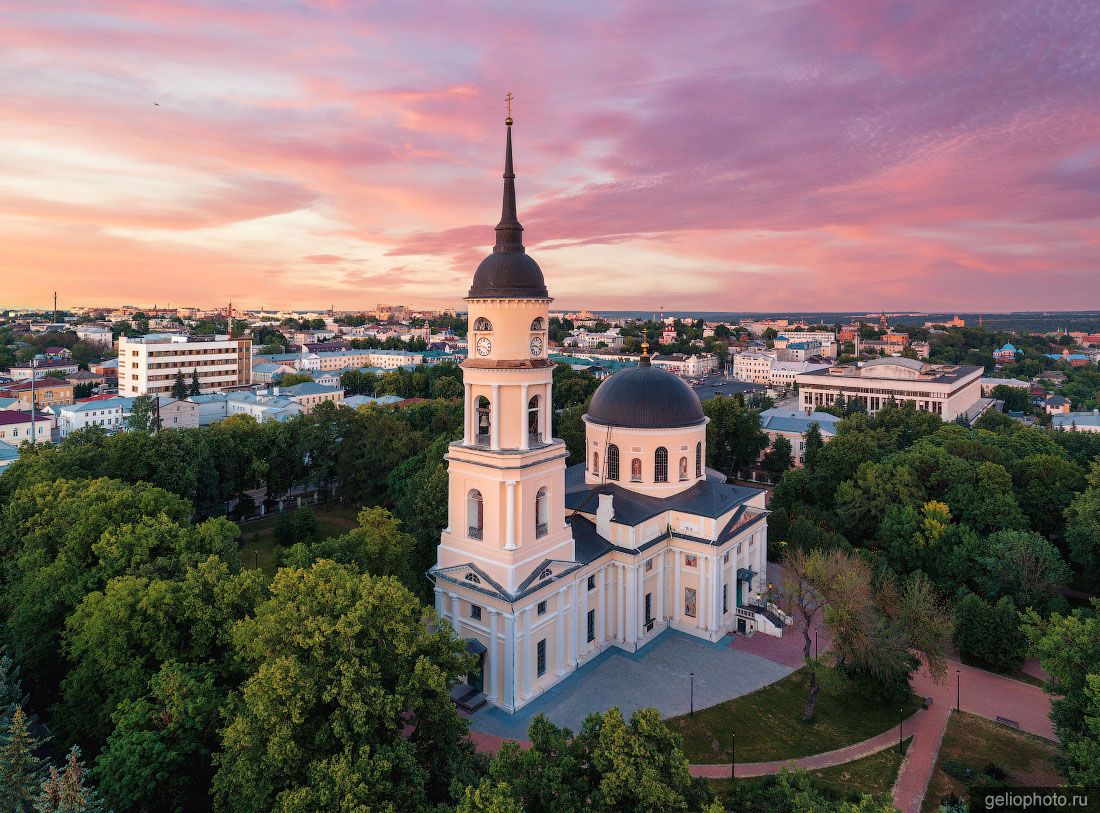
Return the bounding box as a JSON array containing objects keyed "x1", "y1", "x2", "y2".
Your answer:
[{"x1": 430, "y1": 116, "x2": 784, "y2": 714}]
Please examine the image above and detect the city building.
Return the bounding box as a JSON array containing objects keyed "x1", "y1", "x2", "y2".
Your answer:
[
  {"x1": 1043, "y1": 394, "x2": 1071, "y2": 414},
  {"x1": 118, "y1": 334, "x2": 252, "y2": 396},
  {"x1": 980, "y1": 377, "x2": 1030, "y2": 397},
  {"x1": 75, "y1": 325, "x2": 114, "y2": 348},
  {"x1": 769, "y1": 361, "x2": 830, "y2": 389},
  {"x1": 58, "y1": 396, "x2": 130, "y2": 436},
  {"x1": 732, "y1": 351, "x2": 776, "y2": 385},
  {"x1": 1, "y1": 378, "x2": 75, "y2": 410},
  {"x1": 992, "y1": 343, "x2": 1018, "y2": 363},
  {"x1": 775, "y1": 341, "x2": 824, "y2": 362},
  {"x1": 795, "y1": 358, "x2": 984, "y2": 421},
  {"x1": 0, "y1": 409, "x2": 53, "y2": 444},
  {"x1": 1045, "y1": 349, "x2": 1091, "y2": 367},
  {"x1": 429, "y1": 119, "x2": 781, "y2": 714},
  {"x1": 650, "y1": 353, "x2": 718, "y2": 377},
  {"x1": 758, "y1": 407, "x2": 840, "y2": 466},
  {"x1": 9, "y1": 359, "x2": 80, "y2": 380},
  {"x1": 273, "y1": 381, "x2": 345, "y2": 413},
  {"x1": 159, "y1": 397, "x2": 200, "y2": 429},
  {"x1": 1052, "y1": 410, "x2": 1100, "y2": 433}
]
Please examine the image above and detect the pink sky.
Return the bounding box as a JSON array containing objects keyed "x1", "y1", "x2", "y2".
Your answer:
[{"x1": 1, "y1": 0, "x2": 1098, "y2": 312}]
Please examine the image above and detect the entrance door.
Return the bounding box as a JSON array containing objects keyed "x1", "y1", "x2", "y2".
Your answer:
[
  {"x1": 469, "y1": 652, "x2": 484, "y2": 693},
  {"x1": 737, "y1": 579, "x2": 744, "y2": 607},
  {"x1": 644, "y1": 592, "x2": 653, "y2": 632}
]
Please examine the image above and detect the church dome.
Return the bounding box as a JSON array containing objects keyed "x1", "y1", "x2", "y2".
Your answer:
[
  {"x1": 468, "y1": 250, "x2": 547, "y2": 298},
  {"x1": 586, "y1": 358, "x2": 706, "y2": 429}
]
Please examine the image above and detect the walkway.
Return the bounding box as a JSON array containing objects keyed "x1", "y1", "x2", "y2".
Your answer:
[{"x1": 467, "y1": 629, "x2": 793, "y2": 741}]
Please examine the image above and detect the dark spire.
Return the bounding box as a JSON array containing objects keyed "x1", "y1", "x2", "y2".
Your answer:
[{"x1": 494, "y1": 118, "x2": 524, "y2": 253}]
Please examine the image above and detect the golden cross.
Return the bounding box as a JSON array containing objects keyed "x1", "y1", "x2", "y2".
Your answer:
[{"x1": 505, "y1": 91, "x2": 514, "y2": 118}]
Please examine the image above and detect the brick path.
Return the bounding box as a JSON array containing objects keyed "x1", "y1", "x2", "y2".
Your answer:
[{"x1": 891, "y1": 703, "x2": 950, "y2": 813}]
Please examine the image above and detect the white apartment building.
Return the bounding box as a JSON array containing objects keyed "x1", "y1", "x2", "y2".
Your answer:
[
  {"x1": 562, "y1": 329, "x2": 625, "y2": 350},
  {"x1": 770, "y1": 361, "x2": 831, "y2": 389},
  {"x1": 58, "y1": 397, "x2": 130, "y2": 436},
  {"x1": 75, "y1": 325, "x2": 114, "y2": 348},
  {"x1": 733, "y1": 351, "x2": 776, "y2": 384},
  {"x1": 118, "y1": 334, "x2": 252, "y2": 396},
  {"x1": 650, "y1": 353, "x2": 718, "y2": 377},
  {"x1": 0, "y1": 410, "x2": 53, "y2": 444},
  {"x1": 776, "y1": 330, "x2": 835, "y2": 349},
  {"x1": 795, "y1": 358, "x2": 983, "y2": 421}
]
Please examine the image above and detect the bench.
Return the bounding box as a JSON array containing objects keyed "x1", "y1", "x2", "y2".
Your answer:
[{"x1": 995, "y1": 716, "x2": 1020, "y2": 729}]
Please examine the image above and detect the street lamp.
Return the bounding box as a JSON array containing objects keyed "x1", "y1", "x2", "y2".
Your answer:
[
  {"x1": 814, "y1": 629, "x2": 819, "y2": 659},
  {"x1": 899, "y1": 709, "x2": 904, "y2": 754},
  {"x1": 730, "y1": 732, "x2": 736, "y2": 781},
  {"x1": 690, "y1": 672, "x2": 695, "y2": 716},
  {"x1": 956, "y1": 668, "x2": 960, "y2": 712}
]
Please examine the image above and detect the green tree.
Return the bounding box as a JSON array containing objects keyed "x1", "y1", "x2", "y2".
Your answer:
[
  {"x1": 170, "y1": 371, "x2": 187, "y2": 400},
  {"x1": 1066, "y1": 462, "x2": 1100, "y2": 582},
  {"x1": 0, "y1": 707, "x2": 46, "y2": 812},
  {"x1": 212, "y1": 561, "x2": 478, "y2": 813},
  {"x1": 188, "y1": 369, "x2": 202, "y2": 396},
  {"x1": 802, "y1": 423, "x2": 824, "y2": 471},
  {"x1": 94, "y1": 661, "x2": 223, "y2": 813},
  {"x1": 975, "y1": 529, "x2": 1070, "y2": 612},
  {"x1": 835, "y1": 461, "x2": 926, "y2": 542},
  {"x1": 306, "y1": 507, "x2": 418, "y2": 589},
  {"x1": 276, "y1": 372, "x2": 315, "y2": 387},
  {"x1": 762, "y1": 435, "x2": 793, "y2": 482},
  {"x1": 1009, "y1": 454, "x2": 1086, "y2": 539},
  {"x1": 953, "y1": 593, "x2": 1027, "y2": 673},
  {"x1": 36, "y1": 746, "x2": 106, "y2": 813},
  {"x1": 991, "y1": 384, "x2": 1031, "y2": 413},
  {"x1": 486, "y1": 707, "x2": 715, "y2": 813},
  {"x1": 126, "y1": 395, "x2": 159, "y2": 433},
  {"x1": 703, "y1": 395, "x2": 768, "y2": 477}
]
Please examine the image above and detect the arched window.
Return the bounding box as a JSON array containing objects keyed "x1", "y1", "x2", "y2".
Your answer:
[
  {"x1": 473, "y1": 317, "x2": 492, "y2": 331},
  {"x1": 679, "y1": 456, "x2": 688, "y2": 481},
  {"x1": 535, "y1": 487, "x2": 549, "y2": 537},
  {"x1": 476, "y1": 396, "x2": 491, "y2": 444},
  {"x1": 528, "y1": 395, "x2": 541, "y2": 443},
  {"x1": 466, "y1": 490, "x2": 483, "y2": 540},
  {"x1": 606, "y1": 444, "x2": 620, "y2": 481},
  {"x1": 631, "y1": 458, "x2": 642, "y2": 482},
  {"x1": 592, "y1": 450, "x2": 599, "y2": 476},
  {"x1": 654, "y1": 447, "x2": 668, "y2": 482},
  {"x1": 464, "y1": 572, "x2": 481, "y2": 584},
  {"x1": 696, "y1": 442, "x2": 703, "y2": 477},
  {"x1": 530, "y1": 317, "x2": 545, "y2": 331}
]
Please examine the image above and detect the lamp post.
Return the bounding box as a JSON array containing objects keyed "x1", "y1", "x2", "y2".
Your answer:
[
  {"x1": 814, "y1": 629, "x2": 819, "y2": 659},
  {"x1": 690, "y1": 672, "x2": 695, "y2": 716},
  {"x1": 899, "y1": 709, "x2": 903, "y2": 754},
  {"x1": 730, "y1": 732, "x2": 736, "y2": 780},
  {"x1": 956, "y1": 668, "x2": 960, "y2": 712}
]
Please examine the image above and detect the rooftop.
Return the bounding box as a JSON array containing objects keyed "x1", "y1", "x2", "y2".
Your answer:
[{"x1": 801, "y1": 358, "x2": 983, "y2": 384}]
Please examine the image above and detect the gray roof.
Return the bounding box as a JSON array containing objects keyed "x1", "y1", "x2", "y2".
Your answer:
[{"x1": 586, "y1": 359, "x2": 705, "y2": 429}]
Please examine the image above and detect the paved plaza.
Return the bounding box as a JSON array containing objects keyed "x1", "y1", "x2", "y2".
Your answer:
[{"x1": 468, "y1": 628, "x2": 793, "y2": 740}]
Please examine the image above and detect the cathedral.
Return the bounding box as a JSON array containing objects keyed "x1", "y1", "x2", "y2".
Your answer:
[{"x1": 429, "y1": 112, "x2": 783, "y2": 714}]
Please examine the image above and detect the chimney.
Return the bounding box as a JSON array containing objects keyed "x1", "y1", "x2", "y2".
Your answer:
[{"x1": 596, "y1": 492, "x2": 614, "y2": 540}]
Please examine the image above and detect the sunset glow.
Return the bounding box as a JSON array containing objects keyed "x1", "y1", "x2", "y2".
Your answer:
[{"x1": 2, "y1": 0, "x2": 1098, "y2": 311}]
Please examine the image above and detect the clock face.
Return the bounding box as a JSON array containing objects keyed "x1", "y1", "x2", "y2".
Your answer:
[
  {"x1": 530, "y1": 336, "x2": 544, "y2": 356},
  {"x1": 476, "y1": 337, "x2": 492, "y2": 356}
]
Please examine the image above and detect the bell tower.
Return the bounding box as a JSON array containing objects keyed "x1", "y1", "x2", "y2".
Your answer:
[{"x1": 436, "y1": 108, "x2": 574, "y2": 593}]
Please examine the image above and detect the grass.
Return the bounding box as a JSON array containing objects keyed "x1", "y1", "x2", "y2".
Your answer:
[
  {"x1": 666, "y1": 668, "x2": 922, "y2": 763},
  {"x1": 921, "y1": 711, "x2": 1063, "y2": 813},
  {"x1": 708, "y1": 741, "x2": 909, "y2": 800},
  {"x1": 237, "y1": 506, "x2": 358, "y2": 576}
]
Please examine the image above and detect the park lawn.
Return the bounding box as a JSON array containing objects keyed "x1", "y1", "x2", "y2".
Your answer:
[
  {"x1": 708, "y1": 741, "x2": 908, "y2": 800},
  {"x1": 921, "y1": 711, "x2": 1063, "y2": 813},
  {"x1": 237, "y1": 507, "x2": 357, "y2": 576},
  {"x1": 666, "y1": 668, "x2": 922, "y2": 763}
]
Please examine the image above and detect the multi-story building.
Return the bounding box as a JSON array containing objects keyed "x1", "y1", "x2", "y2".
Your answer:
[
  {"x1": 769, "y1": 361, "x2": 830, "y2": 389},
  {"x1": 9, "y1": 360, "x2": 80, "y2": 381},
  {"x1": 1052, "y1": 410, "x2": 1100, "y2": 432},
  {"x1": 428, "y1": 118, "x2": 782, "y2": 714},
  {"x1": 795, "y1": 358, "x2": 983, "y2": 421},
  {"x1": 776, "y1": 330, "x2": 835, "y2": 350},
  {"x1": 732, "y1": 351, "x2": 775, "y2": 384},
  {"x1": 0, "y1": 409, "x2": 53, "y2": 444},
  {"x1": 650, "y1": 353, "x2": 718, "y2": 377},
  {"x1": 117, "y1": 334, "x2": 252, "y2": 396},
  {"x1": 58, "y1": 396, "x2": 130, "y2": 436},
  {"x1": 1, "y1": 378, "x2": 75, "y2": 410},
  {"x1": 759, "y1": 407, "x2": 841, "y2": 466}
]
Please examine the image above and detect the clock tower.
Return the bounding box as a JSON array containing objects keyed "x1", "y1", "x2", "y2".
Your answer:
[{"x1": 436, "y1": 111, "x2": 575, "y2": 596}]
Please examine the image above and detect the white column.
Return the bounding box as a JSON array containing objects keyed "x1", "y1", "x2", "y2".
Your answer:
[
  {"x1": 572, "y1": 585, "x2": 580, "y2": 668},
  {"x1": 520, "y1": 383, "x2": 530, "y2": 450},
  {"x1": 639, "y1": 562, "x2": 647, "y2": 634},
  {"x1": 598, "y1": 568, "x2": 607, "y2": 641},
  {"x1": 448, "y1": 592, "x2": 460, "y2": 636},
  {"x1": 523, "y1": 607, "x2": 534, "y2": 697},
  {"x1": 434, "y1": 588, "x2": 444, "y2": 619},
  {"x1": 488, "y1": 610, "x2": 499, "y2": 700},
  {"x1": 575, "y1": 580, "x2": 585, "y2": 658},
  {"x1": 556, "y1": 588, "x2": 565, "y2": 674},
  {"x1": 625, "y1": 565, "x2": 635, "y2": 643},
  {"x1": 697, "y1": 558, "x2": 707, "y2": 631},
  {"x1": 713, "y1": 553, "x2": 722, "y2": 629},
  {"x1": 463, "y1": 382, "x2": 472, "y2": 444},
  {"x1": 503, "y1": 614, "x2": 515, "y2": 709},
  {"x1": 491, "y1": 383, "x2": 501, "y2": 450},
  {"x1": 674, "y1": 551, "x2": 682, "y2": 623},
  {"x1": 504, "y1": 480, "x2": 517, "y2": 551},
  {"x1": 542, "y1": 381, "x2": 551, "y2": 439},
  {"x1": 617, "y1": 564, "x2": 625, "y2": 642},
  {"x1": 656, "y1": 552, "x2": 665, "y2": 624}
]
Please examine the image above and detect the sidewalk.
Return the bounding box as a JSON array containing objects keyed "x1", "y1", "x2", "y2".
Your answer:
[{"x1": 891, "y1": 703, "x2": 950, "y2": 813}]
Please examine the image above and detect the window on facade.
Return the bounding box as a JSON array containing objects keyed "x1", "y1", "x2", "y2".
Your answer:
[
  {"x1": 466, "y1": 490, "x2": 484, "y2": 540},
  {"x1": 645, "y1": 558, "x2": 653, "y2": 572},
  {"x1": 470, "y1": 605, "x2": 482, "y2": 621},
  {"x1": 473, "y1": 317, "x2": 493, "y2": 331},
  {"x1": 537, "y1": 600, "x2": 547, "y2": 616},
  {"x1": 696, "y1": 442, "x2": 703, "y2": 477},
  {"x1": 736, "y1": 542, "x2": 742, "y2": 555},
  {"x1": 654, "y1": 447, "x2": 668, "y2": 482},
  {"x1": 722, "y1": 584, "x2": 728, "y2": 614},
  {"x1": 631, "y1": 458, "x2": 642, "y2": 482},
  {"x1": 587, "y1": 609, "x2": 595, "y2": 642},
  {"x1": 528, "y1": 395, "x2": 542, "y2": 442},
  {"x1": 592, "y1": 450, "x2": 599, "y2": 476},
  {"x1": 530, "y1": 317, "x2": 545, "y2": 330},
  {"x1": 606, "y1": 444, "x2": 619, "y2": 481},
  {"x1": 684, "y1": 554, "x2": 697, "y2": 567},
  {"x1": 535, "y1": 487, "x2": 550, "y2": 538},
  {"x1": 464, "y1": 572, "x2": 481, "y2": 584},
  {"x1": 678, "y1": 457, "x2": 688, "y2": 481},
  {"x1": 537, "y1": 639, "x2": 547, "y2": 677},
  {"x1": 684, "y1": 588, "x2": 697, "y2": 618},
  {"x1": 723, "y1": 551, "x2": 730, "y2": 564},
  {"x1": 587, "y1": 575, "x2": 595, "y2": 591}
]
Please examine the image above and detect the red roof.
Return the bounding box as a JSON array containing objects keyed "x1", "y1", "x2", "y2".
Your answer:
[
  {"x1": 0, "y1": 410, "x2": 49, "y2": 426},
  {"x1": 1, "y1": 379, "x2": 73, "y2": 393},
  {"x1": 76, "y1": 394, "x2": 117, "y2": 403}
]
